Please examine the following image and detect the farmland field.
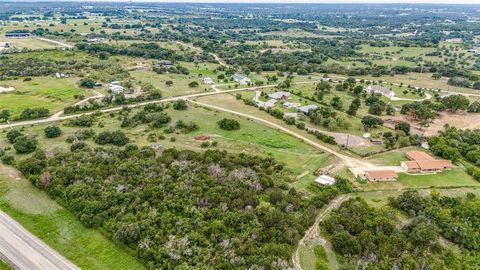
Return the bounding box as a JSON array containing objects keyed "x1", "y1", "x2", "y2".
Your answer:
[{"x1": 0, "y1": 77, "x2": 90, "y2": 117}]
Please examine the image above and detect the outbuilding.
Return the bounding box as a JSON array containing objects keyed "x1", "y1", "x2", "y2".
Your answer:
[{"x1": 314, "y1": 175, "x2": 336, "y2": 185}]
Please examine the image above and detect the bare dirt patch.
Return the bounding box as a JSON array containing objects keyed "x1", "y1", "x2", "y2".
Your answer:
[
  {"x1": 0, "y1": 86, "x2": 15, "y2": 93},
  {"x1": 384, "y1": 112, "x2": 480, "y2": 136}
]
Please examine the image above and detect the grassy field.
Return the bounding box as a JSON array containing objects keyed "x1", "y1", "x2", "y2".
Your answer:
[
  {"x1": 0, "y1": 37, "x2": 61, "y2": 50},
  {"x1": 130, "y1": 70, "x2": 212, "y2": 97},
  {"x1": 0, "y1": 164, "x2": 145, "y2": 270},
  {"x1": 359, "y1": 45, "x2": 438, "y2": 67},
  {"x1": 0, "y1": 77, "x2": 89, "y2": 117},
  {"x1": 0, "y1": 102, "x2": 330, "y2": 192},
  {"x1": 358, "y1": 187, "x2": 480, "y2": 208},
  {"x1": 358, "y1": 73, "x2": 478, "y2": 95},
  {"x1": 398, "y1": 168, "x2": 479, "y2": 188},
  {"x1": 0, "y1": 259, "x2": 10, "y2": 270}
]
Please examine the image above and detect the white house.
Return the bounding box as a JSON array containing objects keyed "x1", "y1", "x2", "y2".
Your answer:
[
  {"x1": 283, "y1": 102, "x2": 301, "y2": 109},
  {"x1": 232, "y1": 73, "x2": 251, "y2": 85},
  {"x1": 109, "y1": 82, "x2": 124, "y2": 94},
  {"x1": 366, "y1": 85, "x2": 395, "y2": 99},
  {"x1": 203, "y1": 77, "x2": 214, "y2": 85},
  {"x1": 269, "y1": 91, "x2": 291, "y2": 100},
  {"x1": 258, "y1": 99, "x2": 277, "y2": 108},
  {"x1": 314, "y1": 175, "x2": 336, "y2": 185}
]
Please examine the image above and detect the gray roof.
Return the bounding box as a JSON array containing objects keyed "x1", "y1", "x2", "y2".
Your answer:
[
  {"x1": 298, "y1": 105, "x2": 318, "y2": 114},
  {"x1": 232, "y1": 73, "x2": 249, "y2": 80}
]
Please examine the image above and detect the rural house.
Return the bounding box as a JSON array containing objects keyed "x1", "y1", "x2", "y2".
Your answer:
[
  {"x1": 232, "y1": 73, "x2": 251, "y2": 84},
  {"x1": 5, "y1": 32, "x2": 32, "y2": 38},
  {"x1": 298, "y1": 105, "x2": 318, "y2": 114},
  {"x1": 366, "y1": 85, "x2": 396, "y2": 99},
  {"x1": 400, "y1": 151, "x2": 453, "y2": 173},
  {"x1": 268, "y1": 91, "x2": 291, "y2": 100}
]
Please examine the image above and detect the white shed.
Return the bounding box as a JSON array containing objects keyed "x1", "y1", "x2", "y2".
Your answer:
[{"x1": 314, "y1": 175, "x2": 336, "y2": 185}]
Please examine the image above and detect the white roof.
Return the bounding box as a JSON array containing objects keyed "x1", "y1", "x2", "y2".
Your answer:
[
  {"x1": 314, "y1": 175, "x2": 336, "y2": 185},
  {"x1": 269, "y1": 91, "x2": 291, "y2": 99}
]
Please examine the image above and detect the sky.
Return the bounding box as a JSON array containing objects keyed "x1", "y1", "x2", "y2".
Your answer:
[{"x1": 34, "y1": 0, "x2": 480, "y2": 4}]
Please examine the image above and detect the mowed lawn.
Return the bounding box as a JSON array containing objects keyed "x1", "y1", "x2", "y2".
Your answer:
[
  {"x1": 0, "y1": 165, "x2": 145, "y2": 270},
  {"x1": 0, "y1": 77, "x2": 87, "y2": 117},
  {"x1": 398, "y1": 168, "x2": 480, "y2": 188},
  {"x1": 0, "y1": 37, "x2": 61, "y2": 50}
]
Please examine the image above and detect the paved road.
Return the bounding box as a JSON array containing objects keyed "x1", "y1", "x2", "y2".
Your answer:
[{"x1": 0, "y1": 211, "x2": 79, "y2": 270}]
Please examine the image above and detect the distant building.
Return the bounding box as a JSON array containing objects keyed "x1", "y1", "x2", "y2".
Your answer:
[
  {"x1": 269, "y1": 91, "x2": 291, "y2": 100},
  {"x1": 283, "y1": 102, "x2": 301, "y2": 109},
  {"x1": 157, "y1": 60, "x2": 173, "y2": 68},
  {"x1": 365, "y1": 170, "x2": 398, "y2": 182},
  {"x1": 203, "y1": 77, "x2": 214, "y2": 85},
  {"x1": 55, "y1": 73, "x2": 69, "y2": 79},
  {"x1": 5, "y1": 32, "x2": 32, "y2": 38},
  {"x1": 259, "y1": 99, "x2": 277, "y2": 108},
  {"x1": 87, "y1": 38, "x2": 105, "y2": 43},
  {"x1": 400, "y1": 151, "x2": 453, "y2": 174},
  {"x1": 366, "y1": 85, "x2": 395, "y2": 99},
  {"x1": 370, "y1": 138, "x2": 383, "y2": 145},
  {"x1": 298, "y1": 105, "x2": 318, "y2": 114},
  {"x1": 232, "y1": 73, "x2": 251, "y2": 85},
  {"x1": 110, "y1": 85, "x2": 124, "y2": 94},
  {"x1": 314, "y1": 175, "x2": 336, "y2": 185},
  {"x1": 467, "y1": 49, "x2": 479, "y2": 55},
  {"x1": 421, "y1": 141, "x2": 430, "y2": 150},
  {"x1": 109, "y1": 81, "x2": 124, "y2": 94}
]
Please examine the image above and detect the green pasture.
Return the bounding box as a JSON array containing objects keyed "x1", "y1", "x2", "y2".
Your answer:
[{"x1": 0, "y1": 77, "x2": 88, "y2": 117}]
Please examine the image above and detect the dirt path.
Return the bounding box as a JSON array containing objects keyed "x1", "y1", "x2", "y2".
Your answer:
[
  {"x1": 306, "y1": 127, "x2": 370, "y2": 147},
  {"x1": 292, "y1": 195, "x2": 349, "y2": 270},
  {"x1": 210, "y1": 53, "x2": 228, "y2": 67},
  {"x1": 188, "y1": 99, "x2": 403, "y2": 176},
  {"x1": 0, "y1": 87, "x2": 256, "y2": 130},
  {"x1": 1, "y1": 80, "x2": 403, "y2": 176},
  {"x1": 50, "y1": 90, "x2": 105, "y2": 119},
  {"x1": 35, "y1": 37, "x2": 73, "y2": 49}
]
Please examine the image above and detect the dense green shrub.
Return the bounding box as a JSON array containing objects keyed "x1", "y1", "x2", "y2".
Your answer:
[
  {"x1": 44, "y1": 126, "x2": 62, "y2": 138},
  {"x1": 13, "y1": 136, "x2": 38, "y2": 154},
  {"x1": 95, "y1": 131, "x2": 129, "y2": 146},
  {"x1": 19, "y1": 146, "x2": 346, "y2": 269},
  {"x1": 217, "y1": 118, "x2": 240, "y2": 130}
]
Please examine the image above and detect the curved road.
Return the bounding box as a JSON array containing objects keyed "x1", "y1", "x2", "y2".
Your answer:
[
  {"x1": 0, "y1": 211, "x2": 79, "y2": 270},
  {"x1": 188, "y1": 99, "x2": 401, "y2": 175}
]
